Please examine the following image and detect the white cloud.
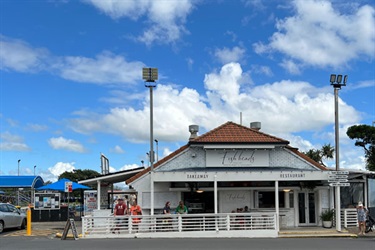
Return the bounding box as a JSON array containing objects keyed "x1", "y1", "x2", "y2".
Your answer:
[
  {"x1": 48, "y1": 162, "x2": 76, "y2": 178},
  {"x1": 26, "y1": 123, "x2": 48, "y2": 132},
  {"x1": 0, "y1": 35, "x2": 49, "y2": 73},
  {"x1": 48, "y1": 136, "x2": 86, "y2": 153},
  {"x1": 67, "y1": 62, "x2": 362, "y2": 144},
  {"x1": 254, "y1": 0, "x2": 375, "y2": 69},
  {"x1": 110, "y1": 145, "x2": 125, "y2": 154},
  {"x1": 84, "y1": 0, "x2": 195, "y2": 45},
  {"x1": 119, "y1": 164, "x2": 142, "y2": 171},
  {"x1": 58, "y1": 51, "x2": 144, "y2": 85},
  {"x1": 214, "y1": 46, "x2": 246, "y2": 64},
  {"x1": 0, "y1": 132, "x2": 31, "y2": 151}
]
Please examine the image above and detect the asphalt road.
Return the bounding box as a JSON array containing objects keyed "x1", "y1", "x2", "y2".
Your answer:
[{"x1": 0, "y1": 237, "x2": 374, "y2": 250}]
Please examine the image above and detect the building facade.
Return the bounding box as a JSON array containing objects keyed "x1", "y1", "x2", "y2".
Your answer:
[{"x1": 126, "y1": 121, "x2": 333, "y2": 228}]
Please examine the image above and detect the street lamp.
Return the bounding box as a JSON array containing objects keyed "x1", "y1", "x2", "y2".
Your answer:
[
  {"x1": 18, "y1": 159, "x2": 21, "y2": 176},
  {"x1": 154, "y1": 139, "x2": 159, "y2": 162},
  {"x1": 34, "y1": 165, "x2": 36, "y2": 175},
  {"x1": 330, "y1": 74, "x2": 347, "y2": 232},
  {"x1": 143, "y1": 67, "x2": 158, "y2": 216}
]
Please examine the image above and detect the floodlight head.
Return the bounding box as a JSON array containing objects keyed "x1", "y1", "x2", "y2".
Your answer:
[
  {"x1": 336, "y1": 75, "x2": 342, "y2": 84},
  {"x1": 143, "y1": 67, "x2": 158, "y2": 87},
  {"x1": 343, "y1": 75, "x2": 348, "y2": 85},
  {"x1": 330, "y1": 74, "x2": 348, "y2": 89},
  {"x1": 330, "y1": 74, "x2": 336, "y2": 83}
]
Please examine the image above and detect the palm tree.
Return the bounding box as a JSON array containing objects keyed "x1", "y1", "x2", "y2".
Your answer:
[{"x1": 304, "y1": 143, "x2": 334, "y2": 167}]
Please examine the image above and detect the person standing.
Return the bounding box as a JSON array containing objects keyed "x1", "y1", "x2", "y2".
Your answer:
[
  {"x1": 162, "y1": 201, "x2": 172, "y2": 231},
  {"x1": 130, "y1": 200, "x2": 142, "y2": 232},
  {"x1": 357, "y1": 201, "x2": 368, "y2": 235},
  {"x1": 113, "y1": 198, "x2": 127, "y2": 234}
]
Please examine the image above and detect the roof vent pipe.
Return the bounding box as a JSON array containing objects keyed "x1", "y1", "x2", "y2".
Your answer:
[
  {"x1": 189, "y1": 125, "x2": 199, "y2": 140},
  {"x1": 250, "y1": 122, "x2": 261, "y2": 131}
]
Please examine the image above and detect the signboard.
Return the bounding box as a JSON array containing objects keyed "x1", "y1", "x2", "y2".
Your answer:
[
  {"x1": 61, "y1": 218, "x2": 79, "y2": 240},
  {"x1": 65, "y1": 182, "x2": 73, "y2": 193},
  {"x1": 34, "y1": 193, "x2": 60, "y2": 210},
  {"x1": 328, "y1": 179, "x2": 349, "y2": 183},
  {"x1": 329, "y1": 183, "x2": 350, "y2": 187},
  {"x1": 328, "y1": 175, "x2": 348, "y2": 179},
  {"x1": 83, "y1": 190, "x2": 97, "y2": 215},
  {"x1": 329, "y1": 171, "x2": 349, "y2": 175},
  {"x1": 206, "y1": 149, "x2": 269, "y2": 167}
]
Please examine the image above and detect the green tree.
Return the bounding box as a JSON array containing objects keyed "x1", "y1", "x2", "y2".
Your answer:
[
  {"x1": 58, "y1": 169, "x2": 100, "y2": 182},
  {"x1": 304, "y1": 143, "x2": 335, "y2": 167},
  {"x1": 58, "y1": 169, "x2": 100, "y2": 200},
  {"x1": 346, "y1": 124, "x2": 375, "y2": 171}
]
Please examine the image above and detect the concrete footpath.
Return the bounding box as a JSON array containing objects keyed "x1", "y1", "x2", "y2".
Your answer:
[{"x1": 1, "y1": 221, "x2": 373, "y2": 238}]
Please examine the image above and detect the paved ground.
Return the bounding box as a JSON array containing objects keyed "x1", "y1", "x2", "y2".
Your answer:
[
  {"x1": 1, "y1": 220, "x2": 373, "y2": 238},
  {"x1": 0, "y1": 220, "x2": 82, "y2": 237}
]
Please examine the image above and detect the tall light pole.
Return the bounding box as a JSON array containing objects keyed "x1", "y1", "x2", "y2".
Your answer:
[
  {"x1": 34, "y1": 165, "x2": 36, "y2": 175},
  {"x1": 18, "y1": 159, "x2": 21, "y2": 176},
  {"x1": 330, "y1": 74, "x2": 347, "y2": 232},
  {"x1": 154, "y1": 139, "x2": 159, "y2": 162},
  {"x1": 143, "y1": 67, "x2": 158, "y2": 216}
]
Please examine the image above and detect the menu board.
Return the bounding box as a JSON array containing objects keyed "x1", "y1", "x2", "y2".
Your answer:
[{"x1": 34, "y1": 193, "x2": 60, "y2": 210}]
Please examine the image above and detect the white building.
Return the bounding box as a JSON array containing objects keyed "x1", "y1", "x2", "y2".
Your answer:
[{"x1": 126, "y1": 121, "x2": 334, "y2": 228}]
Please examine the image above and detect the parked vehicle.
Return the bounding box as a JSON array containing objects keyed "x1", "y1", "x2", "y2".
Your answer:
[{"x1": 0, "y1": 203, "x2": 27, "y2": 233}]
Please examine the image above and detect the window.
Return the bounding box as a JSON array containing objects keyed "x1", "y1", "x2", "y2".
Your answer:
[{"x1": 258, "y1": 191, "x2": 285, "y2": 208}]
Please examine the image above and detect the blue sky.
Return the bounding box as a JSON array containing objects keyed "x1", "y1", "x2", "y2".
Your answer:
[{"x1": 0, "y1": 0, "x2": 374, "y2": 183}]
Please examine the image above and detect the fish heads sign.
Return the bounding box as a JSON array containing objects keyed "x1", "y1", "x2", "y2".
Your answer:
[{"x1": 206, "y1": 149, "x2": 269, "y2": 167}]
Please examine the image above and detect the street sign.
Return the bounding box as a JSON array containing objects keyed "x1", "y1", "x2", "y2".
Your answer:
[
  {"x1": 328, "y1": 179, "x2": 348, "y2": 183},
  {"x1": 329, "y1": 183, "x2": 350, "y2": 187},
  {"x1": 65, "y1": 181, "x2": 73, "y2": 193},
  {"x1": 329, "y1": 171, "x2": 349, "y2": 175},
  {"x1": 328, "y1": 175, "x2": 348, "y2": 179}
]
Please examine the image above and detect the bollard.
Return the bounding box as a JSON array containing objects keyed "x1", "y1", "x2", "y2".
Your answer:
[{"x1": 27, "y1": 205, "x2": 32, "y2": 236}]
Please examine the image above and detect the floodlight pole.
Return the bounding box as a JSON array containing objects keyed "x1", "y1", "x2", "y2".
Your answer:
[
  {"x1": 18, "y1": 159, "x2": 21, "y2": 176},
  {"x1": 143, "y1": 67, "x2": 158, "y2": 216},
  {"x1": 330, "y1": 74, "x2": 347, "y2": 232}
]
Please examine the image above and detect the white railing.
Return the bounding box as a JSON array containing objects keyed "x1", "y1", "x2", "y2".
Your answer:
[
  {"x1": 341, "y1": 208, "x2": 357, "y2": 228},
  {"x1": 82, "y1": 212, "x2": 277, "y2": 238}
]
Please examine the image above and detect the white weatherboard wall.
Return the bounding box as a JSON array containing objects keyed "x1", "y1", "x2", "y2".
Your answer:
[{"x1": 219, "y1": 190, "x2": 251, "y2": 213}]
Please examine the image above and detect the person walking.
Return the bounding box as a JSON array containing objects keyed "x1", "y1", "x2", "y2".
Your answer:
[{"x1": 357, "y1": 201, "x2": 368, "y2": 235}]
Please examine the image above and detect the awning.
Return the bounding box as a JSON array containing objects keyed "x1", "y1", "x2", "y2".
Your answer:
[
  {"x1": 0, "y1": 175, "x2": 44, "y2": 188},
  {"x1": 78, "y1": 167, "x2": 144, "y2": 186}
]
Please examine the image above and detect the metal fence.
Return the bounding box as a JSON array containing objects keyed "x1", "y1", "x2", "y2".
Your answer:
[{"x1": 82, "y1": 212, "x2": 277, "y2": 238}]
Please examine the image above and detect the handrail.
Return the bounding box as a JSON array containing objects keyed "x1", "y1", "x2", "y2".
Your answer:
[{"x1": 81, "y1": 212, "x2": 277, "y2": 238}]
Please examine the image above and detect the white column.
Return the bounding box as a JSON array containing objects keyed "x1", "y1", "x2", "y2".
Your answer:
[
  {"x1": 97, "y1": 180, "x2": 101, "y2": 210},
  {"x1": 284, "y1": 191, "x2": 290, "y2": 208},
  {"x1": 335, "y1": 187, "x2": 341, "y2": 231},
  {"x1": 275, "y1": 181, "x2": 279, "y2": 231},
  {"x1": 214, "y1": 175, "x2": 217, "y2": 214},
  {"x1": 150, "y1": 171, "x2": 154, "y2": 215}
]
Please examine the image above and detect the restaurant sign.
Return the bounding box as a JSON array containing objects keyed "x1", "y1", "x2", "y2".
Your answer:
[{"x1": 206, "y1": 149, "x2": 269, "y2": 167}]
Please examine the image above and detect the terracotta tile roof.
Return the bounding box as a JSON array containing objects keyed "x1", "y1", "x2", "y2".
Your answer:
[
  {"x1": 126, "y1": 144, "x2": 189, "y2": 184},
  {"x1": 190, "y1": 121, "x2": 289, "y2": 144},
  {"x1": 285, "y1": 146, "x2": 328, "y2": 171},
  {"x1": 126, "y1": 121, "x2": 326, "y2": 184}
]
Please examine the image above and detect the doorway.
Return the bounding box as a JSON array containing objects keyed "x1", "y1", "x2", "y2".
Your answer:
[{"x1": 298, "y1": 192, "x2": 317, "y2": 225}]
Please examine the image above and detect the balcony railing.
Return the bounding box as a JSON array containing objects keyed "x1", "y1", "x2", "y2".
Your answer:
[{"x1": 82, "y1": 212, "x2": 277, "y2": 238}]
